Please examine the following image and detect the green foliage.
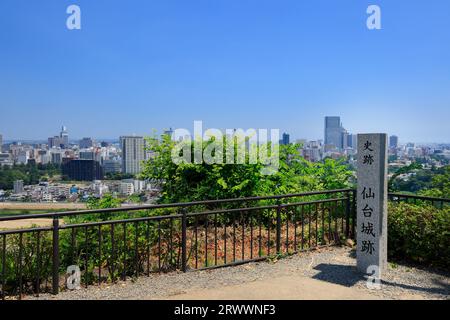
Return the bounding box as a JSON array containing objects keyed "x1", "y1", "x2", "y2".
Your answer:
[
  {"x1": 388, "y1": 202, "x2": 450, "y2": 267},
  {"x1": 104, "y1": 172, "x2": 135, "y2": 180},
  {"x1": 1, "y1": 220, "x2": 180, "y2": 295},
  {"x1": 86, "y1": 194, "x2": 122, "y2": 210},
  {"x1": 140, "y1": 135, "x2": 352, "y2": 204},
  {"x1": 0, "y1": 163, "x2": 61, "y2": 190},
  {"x1": 127, "y1": 194, "x2": 142, "y2": 204},
  {"x1": 428, "y1": 166, "x2": 450, "y2": 198},
  {"x1": 389, "y1": 164, "x2": 450, "y2": 198}
]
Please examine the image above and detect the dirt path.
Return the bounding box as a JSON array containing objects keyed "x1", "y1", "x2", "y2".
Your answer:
[
  {"x1": 168, "y1": 274, "x2": 383, "y2": 300},
  {"x1": 27, "y1": 246, "x2": 449, "y2": 300}
]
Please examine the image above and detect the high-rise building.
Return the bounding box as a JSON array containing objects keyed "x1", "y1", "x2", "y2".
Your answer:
[
  {"x1": 51, "y1": 151, "x2": 63, "y2": 164},
  {"x1": 79, "y1": 150, "x2": 101, "y2": 162},
  {"x1": 351, "y1": 135, "x2": 357, "y2": 150},
  {"x1": 324, "y1": 116, "x2": 345, "y2": 150},
  {"x1": 347, "y1": 134, "x2": 354, "y2": 149},
  {"x1": 0, "y1": 134, "x2": 3, "y2": 152},
  {"x1": 389, "y1": 135, "x2": 399, "y2": 149},
  {"x1": 79, "y1": 137, "x2": 94, "y2": 149},
  {"x1": 120, "y1": 136, "x2": 146, "y2": 174},
  {"x1": 62, "y1": 159, "x2": 104, "y2": 181},
  {"x1": 48, "y1": 136, "x2": 62, "y2": 149},
  {"x1": 17, "y1": 150, "x2": 30, "y2": 164},
  {"x1": 342, "y1": 130, "x2": 349, "y2": 149},
  {"x1": 60, "y1": 126, "x2": 69, "y2": 148},
  {"x1": 48, "y1": 126, "x2": 69, "y2": 149},
  {"x1": 13, "y1": 180, "x2": 24, "y2": 194},
  {"x1": 280, "y1": 133, "x2": 290, "y2": 145},
  {"x1": 102, "y1": 159, "x2": 122, "y2": 174}
]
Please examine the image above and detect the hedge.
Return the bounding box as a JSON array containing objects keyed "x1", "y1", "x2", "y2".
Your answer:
[{"x1": 388, "y1": 202, "x2": 450, "y2": 268}]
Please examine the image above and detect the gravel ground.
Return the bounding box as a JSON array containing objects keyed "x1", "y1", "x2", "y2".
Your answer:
[{"x1": 27, "y1": 246, "x2": 449, "y2": 300}]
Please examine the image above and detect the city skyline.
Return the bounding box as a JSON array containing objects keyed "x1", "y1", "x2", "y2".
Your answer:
[
  {"x1": 0, "y1": 122, "x2": 448, "y2": 145},
  {"x1": 1, "y1": 1, "x2": 450, "y2": 142}
]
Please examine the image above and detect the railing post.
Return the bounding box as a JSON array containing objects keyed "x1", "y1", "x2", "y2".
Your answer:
[
  {"x1": 351, "y1": 189, "x2": 357, "y2": 239},
  {"x1": 52, "y1": 215, "x2": 60, "y2": 295},
  {"x1": 276, "y1": 199, "x2": 282, "y2": 254},
  {"x1": 181, "y1": 208, "x2": 187, "y2": 272},
  {"x1": 345, "y1": 191, "x2": 351, "y2": 238}
]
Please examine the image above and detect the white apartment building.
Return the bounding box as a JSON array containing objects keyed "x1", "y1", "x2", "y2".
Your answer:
[
  {"x1": 119, "y1": 182, "x2": 135, "y2": 196},
  {"x1": 120, "y1": 136, "x2": 147, "y2": 175}
]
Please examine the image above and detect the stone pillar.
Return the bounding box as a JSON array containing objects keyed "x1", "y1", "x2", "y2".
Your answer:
[{"x1": 356, "y1": 133, "x2": 388, "y2": 277}]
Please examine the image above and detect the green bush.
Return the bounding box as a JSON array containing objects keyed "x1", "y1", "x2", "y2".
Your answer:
[{"x1": 388, "y1": 202, "x2": 450, "y2": 267}]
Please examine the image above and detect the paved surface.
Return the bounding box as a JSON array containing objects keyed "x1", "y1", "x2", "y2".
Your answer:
[
  {"x1": 168, "y1": 274, "x2": 382, "y2": 300},
  {"x1": 28, "y1": 246, "x2": 449, "y2": 300}
]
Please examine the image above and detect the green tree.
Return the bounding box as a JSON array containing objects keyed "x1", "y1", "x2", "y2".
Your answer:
[
  {"x1": 140, "y1": 135, "x2": 352, "y2": 203},
  {"x1": 87, "y1": 193, "x2": 122, "y2": 210}
]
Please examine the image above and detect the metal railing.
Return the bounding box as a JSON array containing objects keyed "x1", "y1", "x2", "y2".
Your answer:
[
  {"x1": 388, "y1": 193, "x2": 450, "y2": 209},
  {"x1": 0, "y1": 189, "x2": 448, "y2": 299},
  {"x1": 0, "y1": 189, "x2": 355, "y2": 299}
]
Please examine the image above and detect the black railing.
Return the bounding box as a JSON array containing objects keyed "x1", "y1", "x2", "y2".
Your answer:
[
  {"x1": 0, "y1": 189, "x2": 355, "y2": 299},
  {"x1": 388, "y1": 193, "x2": 450, "y2": 209},
  {"x1": 0, "y1": 189, "x2": 448, "y2": 299}
]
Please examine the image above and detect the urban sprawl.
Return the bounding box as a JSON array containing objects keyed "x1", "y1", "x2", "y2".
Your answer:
[{"x1": 0, "y1": 117, "x2": 449, "y2": 203}]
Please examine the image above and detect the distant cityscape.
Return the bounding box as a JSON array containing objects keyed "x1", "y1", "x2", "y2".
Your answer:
[{"x1": 0, "y1": 117, "x2": 449, "y2": 203}]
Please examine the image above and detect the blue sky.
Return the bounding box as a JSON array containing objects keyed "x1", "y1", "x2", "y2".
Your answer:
[{"x1": 0, "y1": 0, "x2": 449, "y2": 143}]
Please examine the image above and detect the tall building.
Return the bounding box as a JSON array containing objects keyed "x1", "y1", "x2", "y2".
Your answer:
[
  {"x1": 341, "y1": 130, "x2": 349, "y2": 149},
  {"x1": 324, "y1": 116, "x2": 345, "y2": 150},
  {"x1": 60, "y1": 126, "x2": 69, "y2": 148},
  {"x1": 347, "y1": 134, "x2": 354, "y2": 149},
  {"x1": 389, "y1": 135, "x2": 399, "y2": 149},
  {"x1": 51, "y1": 151, "x2": 63, "y2": 164},
  {"x1": 48, "y1": 136, "x2": 62, "y2": 149},
  {"x1": 280, "y1": 133, "x2": 290, "y2": 145},
  {"x1": 17, "y1": 150, "x2": 30, "y2": 164},
  {"x1": 351, "y1": 135, "x2": 357, "y2": 150},
  {"x1": 120, "y1": 136, "x2": 146, "y2": 174},
  {"x1": 102, "y1": 159, "x2": 122, "y2": 174},
  {"x1": 62, "y1": 159, "x2": 103, "y2": 181},
  {"x1": 48, "y1": 126, "x2": 69, "y2": 149},
  {"x1": 79, "y1": 150, "x2": 101, "y2": 162},
  {"x1": 13, "y1": 180, "x2": 24, "y2": 194},
  {"x1": 79, "y1": 137, "x2": 94, "y2": 149},
  {"x1": 0, "y1": 134, "x2": 3, "y2": 152}
]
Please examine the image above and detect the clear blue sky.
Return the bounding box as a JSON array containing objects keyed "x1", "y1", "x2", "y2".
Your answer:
[{"x1": 1, "y1": 0, "x2": 449, "y2": 143}]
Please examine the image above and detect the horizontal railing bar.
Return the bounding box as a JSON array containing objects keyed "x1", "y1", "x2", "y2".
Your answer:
[
  {"x1": 60, "y1": 214, "x2": 183, "y2": 229},
  {"x1": 187, "y1": 205, "x2": 278, "y2": 217},
  {"x1": 0, "y1": 226, "x2": 52, "y2": 236},
  {"x1": 0, "y1": 197, "x2": 348, "y2": 233},
  {"x1": 280, "y1": 197, "x2": 348, "y2": 208},
  {"x1": 388, "y1": 193, "x2": 450, "y2": 202},
  {"x1": 0, "y1": 188, "x2": 353, "y2": 222},
  {"x1": 187, "y1": 197, "x2": 348, "y2": 217}
]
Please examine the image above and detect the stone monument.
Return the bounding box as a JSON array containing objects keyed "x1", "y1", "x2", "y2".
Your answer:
[{"x1": 356, "y1": 133, "x2": 388, "y2": 278}]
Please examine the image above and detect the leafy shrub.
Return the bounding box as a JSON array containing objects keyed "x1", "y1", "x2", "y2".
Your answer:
[{"x1": 388, "y1": 202, "x2": 450, "y2": 267}]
